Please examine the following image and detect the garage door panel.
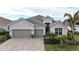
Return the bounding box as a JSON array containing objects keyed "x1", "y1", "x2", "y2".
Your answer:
[
  {"x1": 34, "y1": 29, "x2": 43, "y2": 37},
  {"x1": 12, "y1": 29, "x2": 31, "y2": 38}
]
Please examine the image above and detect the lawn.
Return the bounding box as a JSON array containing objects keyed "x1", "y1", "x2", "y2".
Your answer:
[
  {"x1": 45, "y1": 34, "x2": 79, "y2": 51},
  {"x1": 74, "y1": 34, "x2": 79, "y2": 41},
  {"x1": 45, "y1": 44, "x2": 79, "y2": 51}
]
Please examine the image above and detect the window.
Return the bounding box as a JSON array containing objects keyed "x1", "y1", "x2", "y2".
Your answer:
[
  {"x1": 76, "y1": 22, "x2": 79, "y2": 25},
  {"x1": 55, "y1": 28, "x2": 62, "y2": 35}
]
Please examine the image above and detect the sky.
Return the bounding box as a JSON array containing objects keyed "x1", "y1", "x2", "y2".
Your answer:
[{"x1": 0, "y1": 0, "x2": 79, "y2": 21}]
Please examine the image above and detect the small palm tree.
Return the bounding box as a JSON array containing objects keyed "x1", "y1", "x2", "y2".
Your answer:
[
  {"x1": 64, "y1": 11, "x2": 79, "y2": 40},
  {"x1": 54, "y1": 35, "x2": 67, "y2": 48}
]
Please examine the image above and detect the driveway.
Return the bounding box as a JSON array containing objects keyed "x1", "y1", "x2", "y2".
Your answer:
[{"x1": 0, "y1": 38, "x2": 44, "y2": 51}]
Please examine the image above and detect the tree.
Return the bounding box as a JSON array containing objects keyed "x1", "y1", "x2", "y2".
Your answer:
[{"x1": 64, "y1": 11, "x2": 79, "y2": 40}]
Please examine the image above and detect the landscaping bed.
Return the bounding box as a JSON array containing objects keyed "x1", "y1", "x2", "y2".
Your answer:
[
  {"x1": 44, "y1": 39, "x2": 60, "y2": 44},
  {"x1": 44, "y1": 33, "x2": 79, "y2": 51}
]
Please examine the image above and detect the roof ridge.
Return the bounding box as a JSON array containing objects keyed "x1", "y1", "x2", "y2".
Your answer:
[{"x1": 32, "y1": 18, "x2": 45, "y2": 25}]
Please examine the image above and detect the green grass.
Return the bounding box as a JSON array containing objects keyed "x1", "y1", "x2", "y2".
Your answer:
[
  {"x1": 45, "y1": 34, "x2": 79, "y2": 51},
  {"x1": 45, "y1": 44, "x2": 79, "y2": 51},
  {"x1": 74, "y1": 34, "x2": 79, "y2": 40}
]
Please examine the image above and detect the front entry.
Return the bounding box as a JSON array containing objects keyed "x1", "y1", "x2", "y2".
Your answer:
[{"x1": 45, "y1": 23, "x2": 50, "y2": 35}]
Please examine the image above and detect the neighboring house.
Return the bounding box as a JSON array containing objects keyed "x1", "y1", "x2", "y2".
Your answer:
[
  {"x1": 0, "y1": 17, "x2": 12, "y2": 31},
  {"x1": 8, "y1": 15, "x2": 68, "y2": 38},
  {"x1": 64, "y1": 19, "x2": 79, "y2": 32},
  {"x1": 74, "y1": 20, "x2": 79, "y2": 32},
  {"x1": 50, "y1": 21, "x2": 67, "y2": 36}
]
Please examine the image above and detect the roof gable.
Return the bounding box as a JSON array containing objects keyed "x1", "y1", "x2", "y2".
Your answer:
[
  {"x1": 8, "y1": 19, "x2": 34, "y2": 26},
  {"x1": 43, "y1": 16, "x2": 54, "y2": 20},
  {"x1": 50, "y1": 21, "x2": 67, "y2": 27},
  {"x1": 32, "y1": 15, "x2": 44, "y2": 22},
  {"x1": 25, "y1": 15, "x2": 45, "y2": 26}
]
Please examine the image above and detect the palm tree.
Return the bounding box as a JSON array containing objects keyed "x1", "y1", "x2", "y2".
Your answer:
[{"x1": 64, "y1": 11, "x2": 79, "y2": 40}]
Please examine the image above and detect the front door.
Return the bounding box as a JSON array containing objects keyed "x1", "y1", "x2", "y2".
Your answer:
[{"x1": 45, "y1": 23, "x2": 50, "y2": 35}]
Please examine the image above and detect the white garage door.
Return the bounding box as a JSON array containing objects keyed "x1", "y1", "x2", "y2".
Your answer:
[{"x1": 12, "y1": 29, "x2": 31, "y2": 38}]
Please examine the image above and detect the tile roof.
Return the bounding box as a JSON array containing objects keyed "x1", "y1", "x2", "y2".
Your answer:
[
  {"x1": 0, "y1": 17, "x2": 12, "y2": 26},
  {"x1": 25, "y1": 15, "x2": 45, "y2": 26}
]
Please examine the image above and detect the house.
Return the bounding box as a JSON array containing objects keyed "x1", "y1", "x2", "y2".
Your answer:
[
  {"x1": 9, "y1": 15, "x2": 67, "y2": 38},
  {"x1": 0, "y1": 17, "x2": 12, "y2": 31},
  {"x1": 74, "y1": 20, "x2": 79, "y2": 32},
  {"x1": 50, "y1": 21, "x2": 67, "y2": 36},
  {"x1": 9, "y1": 15, "x2": 45, "y2": 38}
]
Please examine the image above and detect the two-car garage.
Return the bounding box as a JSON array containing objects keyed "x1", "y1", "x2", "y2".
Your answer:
[
  {"x1": 12, "y1": 29, "x2": 44, "y2": 38},
  {"x1": 12, "y1": 29, "x2": 32, "y2": 38},
  {"x1": 9, "y1": 20, "x2": 45, "y2": 38}
]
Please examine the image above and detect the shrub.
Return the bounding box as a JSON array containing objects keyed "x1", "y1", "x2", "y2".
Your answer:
[
  {"x1": 0, "y1": 35, "x2": 6, "y2": 42},
  {"x1": 44, "y1": 33, "x2": 60, "y2": 44},
  {"x1": 31, "y1": 34, "x2": 34, "y2": 38},
  {"x1": 57, "y1": 35, "x2": 64, "y2": 48},
  {"x1": 44, "y1": 39, "x2": 60, "y2": 44},
  {"x1": 5, "y1": 33, "x2": 11, "y2": 39},
  {"x1": 0, "y1": 31, "x2": 11, "y2": 43},
  {"x1": 49, "y1": 33, "x2": 57, "y2": 40},
  {"x1": 54, "y1": 35, "x2": 67, "y2": 48},
  {"x1": 67, "y1": 32, "x2": 72, "y2": 40}
]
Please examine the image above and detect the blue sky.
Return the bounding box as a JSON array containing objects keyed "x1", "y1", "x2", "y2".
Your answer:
[
  {"x1": 0, "y1": 7, "x2": 79, "y2": 21},
  {"x1": 0, "y1": 0, "x2": 79, "y2": 21}
]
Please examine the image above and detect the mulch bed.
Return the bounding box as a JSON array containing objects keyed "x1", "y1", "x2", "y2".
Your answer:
[{"x1": 66, "y1": 40, "x2": 79, "y2": 45}]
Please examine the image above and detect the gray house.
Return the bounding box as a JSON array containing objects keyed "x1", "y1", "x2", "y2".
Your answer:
[{"x1": 8, "y1": 15, "x2": 67, "y2": 38}]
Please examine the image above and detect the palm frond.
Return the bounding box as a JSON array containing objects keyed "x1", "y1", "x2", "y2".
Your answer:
[
  {"x1": 74, "y1": 11, "x2": 79, "y2": 17},
  {"x1": 64, "y1": 13, "x2": 72, "y2": 19},
  {"x1": 74, "y1": 11, "x2": 79, "y2": 21}
]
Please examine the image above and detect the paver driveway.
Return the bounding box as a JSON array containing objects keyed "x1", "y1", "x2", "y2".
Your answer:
[{"x1": 0, "y1": 38, "x2": 44, "y2": 51}]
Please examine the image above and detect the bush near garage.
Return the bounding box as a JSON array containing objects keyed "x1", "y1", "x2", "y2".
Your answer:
[{"x1": 0, "y1": 29, "x2": 11, "y2": 43}]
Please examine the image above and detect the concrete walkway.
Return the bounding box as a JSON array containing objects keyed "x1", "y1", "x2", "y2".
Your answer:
[{"x1": 0, "y1": 38, "x2": 44, "y2": 51}]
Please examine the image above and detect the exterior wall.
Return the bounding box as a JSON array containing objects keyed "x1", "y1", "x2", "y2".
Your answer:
[
  {"x1": 74, "y1": 25, "x2": 79, "y2": 32},
  {"x1": 43, "y1": 18, "x2": 53, "y2": 24},
  {"x1": 74, "y1": 20, "x2": 79, "y2": 32},
  {"x1": 50, "y1": 23, "x2": 67, "y2": 36},
  {"x1": 9, "y1": 30, "x2": 12, "y2": 37},
  {"x1": 9, "y1": 20, "x2": 34, "y2": 37},
  {"x1": 0, "y1": 25, "x2": 8, "y2": 31},
  {"x1": 34, "y1": 26, "x2": 45, "y2": 35}
]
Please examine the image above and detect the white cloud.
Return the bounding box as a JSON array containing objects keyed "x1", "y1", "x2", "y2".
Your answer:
[{"x1": 0, "y1": 0, "x2": 79, "y2": 20}]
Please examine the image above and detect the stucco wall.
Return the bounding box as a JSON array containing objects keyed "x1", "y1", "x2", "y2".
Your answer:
[
  {"x1": 43, "y1": 18, "x2": 53, "y2": 24},
  {"x1": 9, "y1": 20, "x2": 34, "y2": 37},
  {"x1": 50, "y1": 23, "x2": 67, "y2": 36}
]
